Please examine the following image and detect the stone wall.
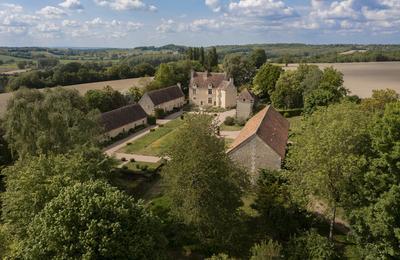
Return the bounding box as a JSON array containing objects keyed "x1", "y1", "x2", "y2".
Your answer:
[
  {"x1": 228, "y1": 135, "x2": 281, "y2": 181},
  {"x1": 106, "y1": 117, "x2": 147, "y2": 138},
  {"x1": 236, "y1": 101, "x2": 253, "y2": 120}
]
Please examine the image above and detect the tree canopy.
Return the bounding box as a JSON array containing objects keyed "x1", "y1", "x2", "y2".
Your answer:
[
  {"x1": 84, "y1": 86, "x2": 127, "y2": 113},
  {"x1": 252, "y1": 63, "x2": 283, "y2": 100},
  {"x1": 223, "y1": 54, "x2": 256, "y2": 87},
  {"x1": 286, "y1": 102, "x2": 371, "y2": 239},
  {"x1": 3, "y1": 88, "x2": 100, "y2": 158},
  {"x1": 1, "y1": 148, "x2": 113, "y2": 238},
  {"x1": 163, "y1": 114, "x2": 248, "y2": 250},
  {"x1": 250, "y1": 49, "x2": 267, "y2": 68},
  {"x1": 20, "y1": 181, "x2": 166, "y2": 259}
]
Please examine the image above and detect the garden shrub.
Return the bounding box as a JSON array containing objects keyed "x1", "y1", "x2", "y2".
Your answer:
[
  {"x1": 147, "y1": 116, "x2": 156, "y2": 125},
  {"x1": 154, "y1": 108, "x2": 165, "y2": 119},
  {"x1": 236, "y1": 118, "x2": 246, "y2": 126},
  {"x1": 224, "y1": 116, "x2": 235, "y2": 126}
]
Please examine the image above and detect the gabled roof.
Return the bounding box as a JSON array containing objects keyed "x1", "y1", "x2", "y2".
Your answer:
[
  {"x1": 228, "y1": 106, "x2": 290, "y2": 158},
  {"x1": 238, "y1": 89, "x2": 255, "y2": 102},
  {"x1": 146, "y1": 85, "x2": 184, "y2": 106},
  {"x1": 191, "y1": 71, "x2": 231, "y2": 89},
  {"x1": 100, "y1": 104, "x2": 147, "y2": 132}
]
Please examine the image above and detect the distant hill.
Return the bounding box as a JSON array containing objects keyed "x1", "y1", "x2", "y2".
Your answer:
[{"x1": 133, "y1": 44, "x2": 187, "y2": 53}]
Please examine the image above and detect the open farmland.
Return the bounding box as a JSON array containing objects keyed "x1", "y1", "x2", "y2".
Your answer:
[
  {"x1": 285, "y1": 62, "x2": 400, "y2": 98},
  {"x1": 62, "y1": 77, "x2": 152, "y2": 95},
  {"x1": 0, "y1": 77, "x2": 152, "y2": 117}
]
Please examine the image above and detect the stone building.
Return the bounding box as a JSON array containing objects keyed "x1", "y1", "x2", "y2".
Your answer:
[
  {"x1": 227, "y1": 106, "x2": 289, "y2": 180},
  {"x1": 189, "y1": 71, "x2": 237, "y2": 109},
  {"x1": 100, "y1": 104, "x2": 147, "y2": 139},
  {"x1": 139, "y1": 85, "x2": 185, "y2": 116},
  {"x1": 236, "y1": 88, "x2": 256, "y2": 120}
]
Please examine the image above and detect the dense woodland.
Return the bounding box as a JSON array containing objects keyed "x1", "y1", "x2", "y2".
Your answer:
[{"x1": 0, "y1": 44, "x2": 399, "y2": 259}]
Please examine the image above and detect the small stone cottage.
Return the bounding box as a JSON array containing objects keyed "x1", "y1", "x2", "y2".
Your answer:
[
  {"x1": 139, "y1": 85, "x2": 185, "y2": 116},
  {"x1": 100, "y1": 104, "x2": 147, "y2": 139},
  {"x1": 189, "y1": 71, "x2": 237, "y2": 108},
  {"x1": 227, "y1": 106, "x2": 289, "y2": 180},
  {"x1": 236, "y1": 88, "x2": 256, "y2": 120}
]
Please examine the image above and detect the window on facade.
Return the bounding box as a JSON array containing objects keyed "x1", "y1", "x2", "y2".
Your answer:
[
  {"x1": 243, "y1": 99, "x2": 246, "y2": 102},
  {"x1": 208, "y1": 98, "x2": 212, "y2": 104},
  {"x1": 193, "y1": 89, "x2": 196, "y2": 95},
  {"x1": 214, "y1": 101, "x2": 216, "y2": 106},
  {"x1": 200, "y1": 101, "x2": 203, "y2": 105},
  {"x1": 193, "y1": 97, "x2": 196, "y2": 100},
  {"x1": 208, "y1": 89, "x2": 212, "y2": 95}
]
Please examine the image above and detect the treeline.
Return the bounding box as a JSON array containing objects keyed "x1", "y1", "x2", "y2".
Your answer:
[
  {"x1": 4, "y1": 61, "x2": 155, "y2": 91},
  {"x1": 252, "y1": 63, "x2": 348, "y2": 114},
  {"x1": 186, "y1": 47, "x2": 219, "y2": 70},
  {"x1": 273, "y1": 50, "x2": 400, "y2": 64},
  {"x1": 124, "y1": 53, "x2": 186, "y2": 66}
]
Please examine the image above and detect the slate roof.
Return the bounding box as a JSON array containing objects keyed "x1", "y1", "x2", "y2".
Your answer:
[
  {"x1": 101, "y1": 104, "x2": 147, "y2": 132},
  {"x1": 191, "y1": 71, "x2": 231, "y2": 89},
  {"x1": 237, "y1": 89, "x2": 255, "y2": 102},
  {"x1": 228, "y1": 106, "x2": 290, "y2": 158},
  {"x1": 146, "y1": 85, "x2": 184, "y2": 106}
]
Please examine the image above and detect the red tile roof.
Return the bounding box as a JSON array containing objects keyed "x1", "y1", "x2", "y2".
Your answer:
[{"x1": 228, "y1": 106, "x2": 289, "y2": 158}]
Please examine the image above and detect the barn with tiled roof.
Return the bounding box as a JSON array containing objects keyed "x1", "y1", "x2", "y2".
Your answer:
[
  {"x1": 139, "y1": 85, "x2": 185, "y2": 116},
  {"x1": 100, "y1": 104, "x2": 147, "y2": 139},
  {"x1": 227, "y1": 105, "x2": 289, "y2": 179}
]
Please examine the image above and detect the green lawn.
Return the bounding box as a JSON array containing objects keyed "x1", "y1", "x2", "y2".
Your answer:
[
  {"x1": 120, "y1": 118, "x2": 184, "y2": 156},
  {"x1": 220, "y1": 123, "x2": 244, "y2": 131}
]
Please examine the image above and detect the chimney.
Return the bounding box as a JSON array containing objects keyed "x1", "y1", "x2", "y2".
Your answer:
[
  {"x1": 177, "y1": 82, "x2": 182, "y2": 89},
  {"x1": 190, "y1": 70, "x2": 195, "y2": 79},
  {"x1": 204, "y1": 70, "x2": 209, "y2": 80}
]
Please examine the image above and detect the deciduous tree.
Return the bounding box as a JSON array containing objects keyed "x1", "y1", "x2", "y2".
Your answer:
[
  {"x1": 1, "y1": 147, "x2": 113, "y2": 238},
  {"x1": 252, "y1": 63, "x2": 283, "y2": 100},
  {"x1": 3, "y1": 88, "x2": 100, "y2": 157},
  {"x1": 287, "y1": 102, "x2": 370, "y2": 240},
  {"x1": 163, "y1": 114, "x2": 248, "y2": 250},
  {"x1": 20, "y1": 181, "x2": 166, "y2": 259}
]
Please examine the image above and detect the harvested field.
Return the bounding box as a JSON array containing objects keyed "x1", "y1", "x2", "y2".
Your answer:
[
  {"x1": 62, "y1": 77, "x2": 152, "y2": 95},
  {"x1": 0, "y1": 77, "x2": 152, "y2": 117},
  {"x1": 284, "y1": 62, "x2": 400, "y2": 98}
]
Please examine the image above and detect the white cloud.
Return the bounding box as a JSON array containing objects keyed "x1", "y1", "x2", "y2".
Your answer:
[
  {"x1": 228, "y1": 0, "x2": 296, "y2": 18},
  {"x1": 205, "y1": 0, "x2": 221, "y2": 12},
  {"x1": 94, "y1": 0, "x2": 156, "y2": 11},
  {"x1": 62, "y1": 19, "x2": 80, "y2": 27},
  {"x1": 59, "y1": 0, "x2": 84, "y2": 10},
  {"x1": 36, "y1": 23, "x2": 61, "y2": 33},
  {"x1": 156, "y1": 19, "x2": 182, "y2": 33},
  {"x1": 36, "y1": 6, "x2": 67, "y2": 19},
  {"x1": 311, "y1": 0, "x2": 358, "y2": 20}
]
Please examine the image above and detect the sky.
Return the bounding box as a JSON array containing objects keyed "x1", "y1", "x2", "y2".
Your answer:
[{"x1": 0, "y1": 0, "x2": 399, "y2": 47}]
